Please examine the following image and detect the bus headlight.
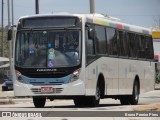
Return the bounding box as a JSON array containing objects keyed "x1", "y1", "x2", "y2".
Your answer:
[
  {"x1": 70, "y1": 68, "x2": 81, "y2": 82},
  {"x1": 16, "y1": 70, "x2": 24, "y2": 83}
]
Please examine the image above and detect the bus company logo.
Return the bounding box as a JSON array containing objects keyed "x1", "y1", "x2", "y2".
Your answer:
[
  {"x1": 37, "y1": 69, "x2": 57, "y2": 72},
  {"x1": 2, "y1": 112, "x2": 12, "y2": 117}
]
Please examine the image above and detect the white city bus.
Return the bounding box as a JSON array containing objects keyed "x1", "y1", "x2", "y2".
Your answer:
[{"x1": 9, "y1": 13, "x2": 155, "y2": 108}]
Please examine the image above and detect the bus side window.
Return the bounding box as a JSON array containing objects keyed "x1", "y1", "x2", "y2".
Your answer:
[
  {"x1": 106, "y1": 27, "x2": 117, "y2": 56},
  {"x1": 145, "y1": 36, "x2": 154, "y2": 59},
  {"x1": 137, "y1": 35, "x2": 146, "y2": 59},
  {"x1": 86, "y1": 24, "x2": 96, "y2": 64},
  {"x1": 95, "y1": 25, "x2": 107, "y2": 54},
  {"x1": 117, "y1": 30, "x2": 128, "y2": 57},
  {"x1": 128, "y1": 33, "x2": 137, "y2": 58}
]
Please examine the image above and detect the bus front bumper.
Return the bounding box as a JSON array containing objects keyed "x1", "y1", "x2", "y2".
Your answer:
[{"x1": 14, "y1": 79, "x2": 85, "y2": 97}]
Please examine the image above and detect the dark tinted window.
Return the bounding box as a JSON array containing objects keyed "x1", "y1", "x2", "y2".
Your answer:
[
  {"x1": 145, "y1": 36, "x2": 154, "y2": 59},
  {"x1": 95, "y1": 25, "x2": 107, "y2": 54},
  {"x1": 137, "y1": 35, "x2": 146, "y2": 58},
  {"x1": 86, "y1": 25, "x2": 95, "y2": 55},
  {"x1": 117, "y1": 31, "x2": 128, "y2": 56},
  {"x1": 15, "y1": 30, "x2": 81, "y2": 68},
  {"x1": 128, "y1": 33, "x2": 137, "y2": 58},
  {"x1": 86, "y1": 24, "x2": 96, "y2": 64},
  {"x1": 106, "y1": 28, "x2": 117, "y2": 56}
]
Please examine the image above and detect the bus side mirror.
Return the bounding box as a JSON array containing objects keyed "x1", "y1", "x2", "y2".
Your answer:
[
  {"x1": 88, "y1": 28, "x2": 94, "y2": 39},
  {"x1": 7, "y1": 29, "x2": 12, "y2": 41}
]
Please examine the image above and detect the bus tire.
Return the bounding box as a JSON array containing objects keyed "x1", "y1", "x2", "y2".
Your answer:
[
  {"x1": 87, "y1": 83, "x2": 101, "y2": 107},
  {"x1": 73, "y1": 97, "x2": 85, "y2": 107},
  {"x1": 128, "y1": 81, "x2": 139, "y2": 105},
  {"x1": 120, "y1": 96, "x2": 130, "y2": 105},
  {"x1": 33, "y1": 97, "x2": 46, "y2": 108}
]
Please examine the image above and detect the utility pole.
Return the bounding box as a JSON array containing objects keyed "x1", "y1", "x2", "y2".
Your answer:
[
  {"x1": 8, "y1": 0, "x2": 11, "y2": 28},
  {"x1": 8, "y1": 0, "x2": 12, "y2": 77},
  {"x1": 35, "y1": 0, "x2": 39, "y2": 14},
  {"x1": 1, "y1": 0, "x2": 4, "y2": 57},
  {"x1": 90, "y1": 0, "x2": 95, "y2": 14},
  {"x1": 11, "y1": 0, "x2": 14, "y2": 55},
  {"x1": 11, "y1": 0, "x2": 14, "y2": 26}
]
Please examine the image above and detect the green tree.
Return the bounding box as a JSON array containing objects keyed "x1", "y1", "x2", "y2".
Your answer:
[{"x1": 0, "y1": 28, "x2": 9, "y2": 57}]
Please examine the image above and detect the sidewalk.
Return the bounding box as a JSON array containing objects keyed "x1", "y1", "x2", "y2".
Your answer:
[{"x1": 0, "y1": 91, "x2": 14, "y2": 98}]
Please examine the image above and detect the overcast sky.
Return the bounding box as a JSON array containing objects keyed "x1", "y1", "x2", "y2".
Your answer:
[{"x1": 1, "y1": 0, "x2": 160, "y2": 28}]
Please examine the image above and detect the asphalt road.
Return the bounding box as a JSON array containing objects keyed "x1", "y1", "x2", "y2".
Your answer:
[
  {"x1": 0, "y1": 90, "x2": 160, "y2": 120},
  {"x1": 0, "y1": 90, "x2": 160, "y2": 109}
]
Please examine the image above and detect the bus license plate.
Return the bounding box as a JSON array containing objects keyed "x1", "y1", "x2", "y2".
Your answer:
[{"x1": 41, "y1": 87, "x2": 53, "y2": 93}]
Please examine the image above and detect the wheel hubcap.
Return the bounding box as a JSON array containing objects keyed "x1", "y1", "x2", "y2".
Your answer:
[
  {"x1": 134, "y1": 84, "x2": 139, "y2": 101},
  {"x1": 95, "y1": 87, "x2": 100, "y2": 100}
]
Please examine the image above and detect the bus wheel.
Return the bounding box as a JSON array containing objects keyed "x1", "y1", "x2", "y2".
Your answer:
[
  {"x1": 33, "y1": 97, "x2": 46, "y2": 108},
  {"x1": 87, "y1": 84, "x2": 101, "y2": 107},
  {"x1": 128, "y1": 81, "x2": 139, "y2": 105},
  {"x1": 120, "y1": 96, "x2": 130, "y2": 105},
  {"x1": 73, "y1": 97, "x2": 85, "y2": 107}
]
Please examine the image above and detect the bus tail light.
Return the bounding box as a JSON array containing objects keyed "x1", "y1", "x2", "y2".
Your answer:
[
  {"x1": 70, "y1": 68, "x2": 81, "y2": 82},
  {"x1": 154, "y1": 55, "x2": 159, "y2": 62},
  {"x1": 16, "y1": 70, "x2": 24, "y2": 83}
]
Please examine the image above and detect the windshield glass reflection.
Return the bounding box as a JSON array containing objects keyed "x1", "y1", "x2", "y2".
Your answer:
[{"x1": 15, "y1": 30, "x2": 81, "y2": 68}]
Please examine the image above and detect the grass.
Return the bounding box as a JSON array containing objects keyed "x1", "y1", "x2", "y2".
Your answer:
[{"x1": 133, "y1": 104, "x2": 160, "y2": 111}]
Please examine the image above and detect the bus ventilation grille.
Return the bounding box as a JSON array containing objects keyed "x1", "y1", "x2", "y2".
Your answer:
[
  {"x1": 30, "y1": 82, "x2": 64, "y2": 85},
  {"x1": 31, "y1": 88, "x2": 63, "y2": 94}
]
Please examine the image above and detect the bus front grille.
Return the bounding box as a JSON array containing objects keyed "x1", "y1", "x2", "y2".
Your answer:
[
  {"x1": 31, "y1": 88, "x2": 63, "y2": 94},
  {"x1": 25, "y1": 71, "x2": 69, "y2": 78},
  {"x1": 30, "y1": 82, "x2": 64, "y2": 85}
]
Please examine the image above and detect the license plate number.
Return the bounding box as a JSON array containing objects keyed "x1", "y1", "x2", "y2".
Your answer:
[{"x1": 41, "y1": 87, "x2": 53, "y2": 93}]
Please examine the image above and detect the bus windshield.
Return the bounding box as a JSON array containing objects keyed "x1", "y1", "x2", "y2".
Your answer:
[{"x1": 15, "y1": 30, "x2": 81, "y2": 68}]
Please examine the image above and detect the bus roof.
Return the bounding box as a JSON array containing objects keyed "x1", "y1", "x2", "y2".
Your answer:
[
  {"x1": 18, "y1": 13, "x2": 151, "y2": 35},
  {"x1": 84, "y1": 14, "x2": 151, "y2": 35}
]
